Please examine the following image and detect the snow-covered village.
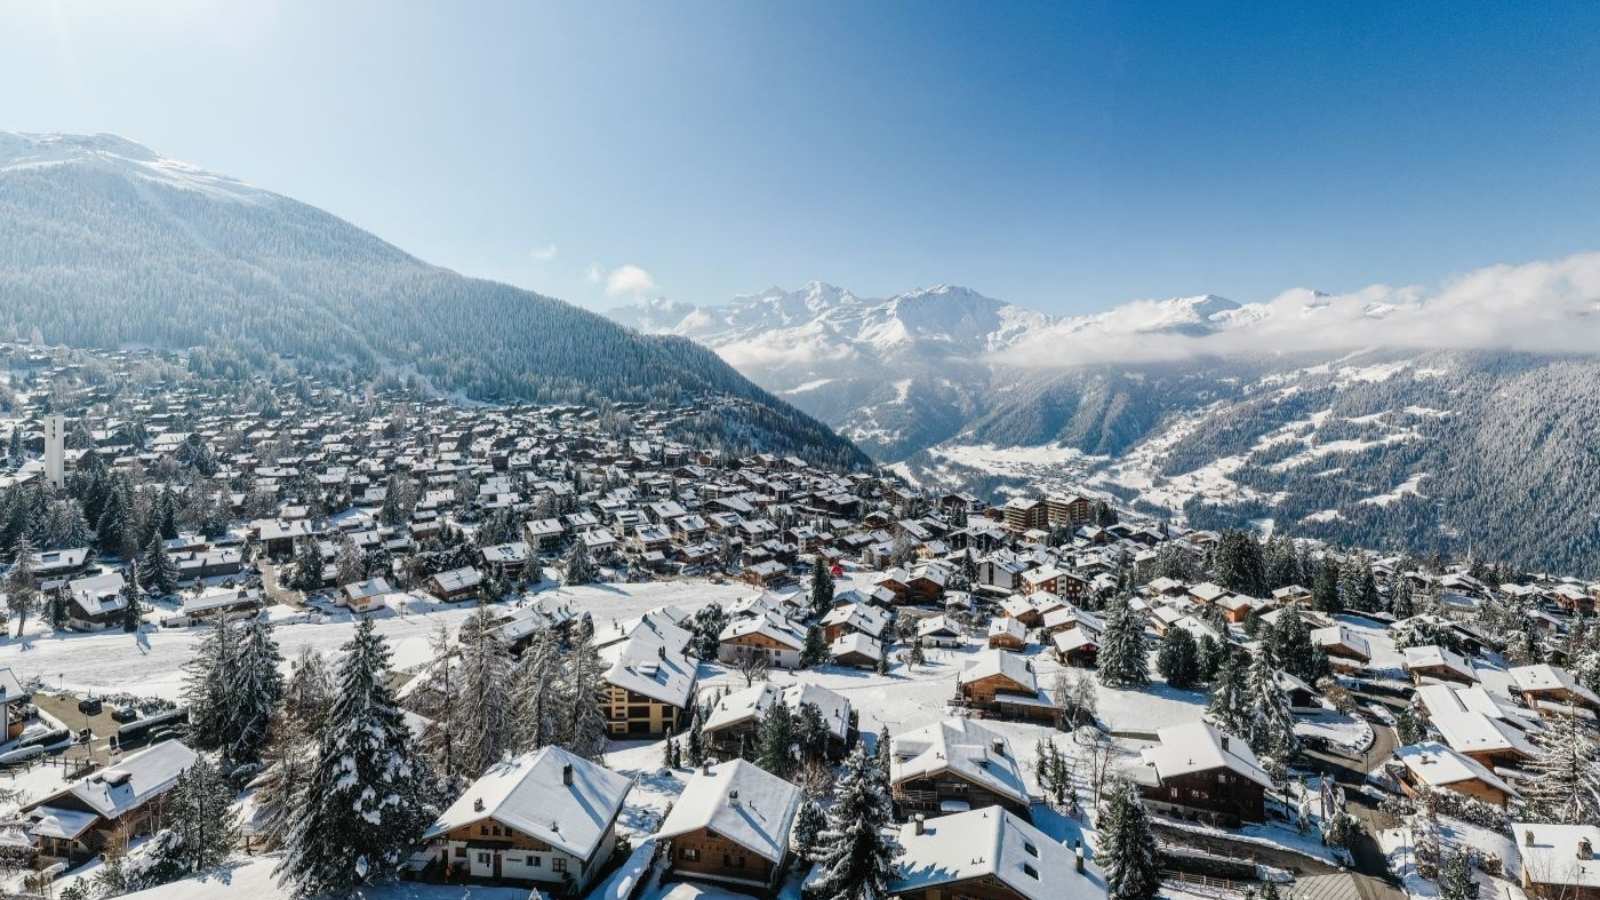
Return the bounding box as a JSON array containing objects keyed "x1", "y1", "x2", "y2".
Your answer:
[{"x1": 0, "y1": 341, "x2": 1593, "y2": 900}]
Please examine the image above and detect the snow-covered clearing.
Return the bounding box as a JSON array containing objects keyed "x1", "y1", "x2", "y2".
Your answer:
[
  {"x1": 0, "y1": 579, "x2": 749, "y2": 701},
  {"x1": 1360, "y1": 473, "x2": 1428, "y2": 507}
]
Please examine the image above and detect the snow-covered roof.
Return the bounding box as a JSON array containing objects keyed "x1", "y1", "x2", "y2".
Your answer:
[
  {"x1": 1311, "y1": 625, "x2": 1372, "y2": 660},
  {"x1": 27, "y1": 806, "x2": 98, "y2": 840},
  {"x1": 28, "y1": 740, "x2": 196, "y2": 822},
  {"x1": 1393, "y1": 741, "x2": 1517, "y2": 797},
  {"x1": 829, "y1": 631, "x2": 884, "y2": 662},
  {"x1": 1510, "y1": 664, "x2": 1600, "y2": 707},
  {"x1": 655, "y1": 760, "x2": 802, "y2": 863},
  {"x1": 890, "y1": 718, "x2": 1029, "y2": 807},
  {"x1": 702, "y1": 682, "x2": 852, "y2": 742},
  {"x1": 957, "y1": 649, "x2": 1039, "y2": 693},
  {"x1": 1142, "y1": 721, "x2": 1273, "y2": 790},
  {"x1": 421, "y1": 746, "x2": 632, "y2": 860},
  {"x1": 1402, "y1": 645, "x2": 1476, "y2": 682},
  {"x1": 1427, "y1": 706, "x2": 1538, "y2": 759},
  {"x1": 719, "y1": 611, "x2": 805, "y2": 650},
  {"x1": 891, "y1": 806, "x2": 1101, "y2": 900},
  {"x1": 602, "y1": 615, "x2": 698, "y2": 709},
  {"x1": 1512, "y1": 823, "x2": 1600, "y2": 888}
]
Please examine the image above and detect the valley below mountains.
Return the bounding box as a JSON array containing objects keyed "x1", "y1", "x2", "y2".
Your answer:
[{"x1": 613, "y1": 282, "x2": 1600, "y2": 576}]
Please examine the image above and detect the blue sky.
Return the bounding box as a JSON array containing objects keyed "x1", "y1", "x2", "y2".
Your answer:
[{"x1": 4, "y1": 1, "x2": 1599, "y2": 314}]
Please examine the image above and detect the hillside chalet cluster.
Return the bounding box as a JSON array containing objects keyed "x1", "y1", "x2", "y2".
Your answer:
[{"x1": 3, "y1": 344, "x2": 1600, "y2": 900}]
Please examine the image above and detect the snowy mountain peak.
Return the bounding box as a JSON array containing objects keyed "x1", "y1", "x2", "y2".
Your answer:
[{"x1": 0, "y1": 130, "x2": 268, "y2": 205}]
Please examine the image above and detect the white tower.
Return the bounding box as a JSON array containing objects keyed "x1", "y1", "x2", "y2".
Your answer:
[{"x1": 43, "y1": 415, "x2": 65, "y2": 488}]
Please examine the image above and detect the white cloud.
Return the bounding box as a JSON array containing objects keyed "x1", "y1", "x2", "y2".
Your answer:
[
  {"x1": 529, "y1": 243, "x2": 558, "y2": 262},
  {"x1": 1002, "y1": 251, "x2": 1600, "y2": 368},
  {"x1": 604, "y1": 263, "x2": 658, "y2": 297}
]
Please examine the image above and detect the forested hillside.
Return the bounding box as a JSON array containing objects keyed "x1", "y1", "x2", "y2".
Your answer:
[{"x1": 0, "y1": 133, "x2": 866, "y2": 468}]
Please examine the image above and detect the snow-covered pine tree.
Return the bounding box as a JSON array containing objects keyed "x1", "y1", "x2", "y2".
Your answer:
[
  {"x1": 1438, "y1": 847, "x2": 1479, "y2": 900},
  {"x1": 1243, "y1": 651, "x2": 1297, "y2": 779},
  {"x1": 810, "y1": 557, "x2": 834, "y2": 618},
  {"x1": 1100, "y1": 779, "x2": 1160, "y2": 900},
  {"x1": 1205, "y1": 650, "x2": 1251, "y2": 737},
  {"x1": 791, "y1": 798, "x2": 825, "y2": 863},
  {"x1": 6, "y1": 535, "x2": 38, "y2": 634},
  {"x1": 182, "y1": 613, "x2": 238, "y2": 752},
  {"x1": 809, "y1": 744, "x2": 901, "y2": 900},
  {"x1": 283, "y1": 644, "x2": 334, "y2": 737},
  {"x1": 275, "y1": 616, "x2": 435, "y2": 898},
  {"x1": 142, "y1": 530, "x2": 179, "y2": 596},
  {"x1": 290, "y1": 538, "x2": 324, "y2": 592},
  {"x1": 510, "y1": 627, "x2": 560, "y2": 754},
  {"x1": 558, "y1": 625, "x2": 608, "y2": 759},
  {"x1": 755, "y1": 702, "x2": 797, "y2": 779},
  {"x1": 120, "y1": 562, "x2": 144, "y2": 632},
  {"x1": 801, "y1": 624, "x2": 830, "y2": 667},
  {"x1": 1097, "y1": 595, "x2": 1149, "y2": 688},
  {"x1": 1526, "y1": 712, "x2": 1600, "y2": 824},
  {"x1": 250, "y1": 710, "x2": 310, "y2": 852},
  {"x1": 564, "y1": 539, "x2": 596, "y2": 586},
  {"x1": 456, "y1": 602, "x2": 514, "y2": 777},
  {"x1": 226, "y1": 613, "x2": 285, "y2": 768},
  {"x1": 162, "y1": 754, "x2": 238, "y2": 874}
]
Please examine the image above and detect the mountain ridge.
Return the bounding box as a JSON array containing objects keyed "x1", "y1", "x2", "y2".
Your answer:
[{"x1": 0, "y1": 131, "x2": 868, "y2": 468}]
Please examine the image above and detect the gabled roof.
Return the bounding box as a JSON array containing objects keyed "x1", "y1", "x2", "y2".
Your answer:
[
  {"x1": 890, "y1": 719, "x2": 1029, "y2": 807},
  {"x1": 27, "y1": 740, "x2": 196, "y2": 821},
  {"x1": 1394, "y1": 741, "x2": 1517, "y2": 797},
  {"x1": 703, "y1": 682, "x2": 851, "y2": 742},
  {"x1": 891, "y1": 806, "x2": 1102, "y2": 900},
  {"x1": 1511, "y1": 823, "x2": 1600, "y2": 888},
  {"x1": 421, "y1": 746, "x2": 632, "y2": 859},
  {"x1": 655, "y1": 760, "x2": 802, "y2": 863},
  {"x1": 1142, "y1": 721, "x2": 1273, "y2": 790},
  {"x1": 957, "y1": 649, "x2": 1040, "y2": 694}
]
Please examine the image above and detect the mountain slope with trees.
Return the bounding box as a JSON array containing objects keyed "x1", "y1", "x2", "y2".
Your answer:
[{"x1": 0, "y1": 132, "x2": 866, "y2": 468}]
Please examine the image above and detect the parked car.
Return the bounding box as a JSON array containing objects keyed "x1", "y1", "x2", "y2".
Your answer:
[
  {"x1": 77, "y1": 697, "x2": 103, "y2": 716},
  {"x1": 111, "y1": 705, "x2": 138, "y2": 723}
]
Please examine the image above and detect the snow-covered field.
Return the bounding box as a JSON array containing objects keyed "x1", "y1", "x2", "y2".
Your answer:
[{"x1": 0, "y1": 579, "x2": 750, "y2": 701}]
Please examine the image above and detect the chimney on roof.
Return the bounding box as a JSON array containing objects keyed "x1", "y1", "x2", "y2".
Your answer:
[
  {"x1": 992, "y1": 738, "x2": 1006, "y2": 757},
  {"x1": 562, "y1": 763, "x2": 573, "y2": 786},
  {"x1": 473, "y1": 797, "x2": 485, "y2": 813},
  {"x1": 1220, "y1": 735, "x2": 1230, "y2": 751},
  {"x1": 658, "y1": 645, "x2": 666, "y2": 660},
  {"x1": 1526, "y1": 830, "x2": 1536, "y2": 847},
  {"x1": 912, "y1": 814, "x2": 925, "y2": 836},
  {"x1": 1075, "y1": 841, "x2": 1086, "y2": 873},
  {"x1": 1581, "y1": 838, "x2": 1593, "y2": 860}
]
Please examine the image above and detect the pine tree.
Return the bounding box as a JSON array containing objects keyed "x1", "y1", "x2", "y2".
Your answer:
[
  {"x1": 227, "y1": 614, "x2": 285, "y2": 768},
  {"x1": 810, "y1": 557, "x2": 835, "y2": 619},
  {"x1": 791, "y1": 798, "x2": 825, "y2": 863},
  {"x1": 801, "y1": 624, "x2": 830, "y2": 667},
  {"x1": 1243, "y1": 651, "x2": 1297, "y2": 779},
  {"x1": 1100, "y1": 780, "x2": 1161, "y2": 900},
  {"x1": 120, "y1": 563, "x2": 144, "y2": 632},
  {"x1": 252, "y1": 710, "x2": 311, "y2": 852},
  {"x1": 334, "y1": 535, "x2": 364, "y2": 587},
  {"x1": 1395, "y1": 704, "x2": 1427, "y2": 745},
  {"x1": 1438, "y1": 847, "x2": 1479, "y2": 900},
  {"x1": 510, "y1": 627, "x2": 559, "y2": 754},
  {"x1": 456, "y1": 602, "x2": 514, "y2": 778},
  {"x1": 756, "y1": 702, "x2": 797, "y2": 780},
  {"x1": 1391, "y1": 579, "x2": 1416, "y2": 619},
  {"x1": 1097, "y1": 596, "x2": 1149, "y2": 688},
  {"x1": 558, "y1": 626, "x2": 608, "y2": 759},
  {"x1": 142, "y1": 529, "x2": 179, "y2": 596},
  {"x1": 1213, "y1": 530, "x2": 1266, "y2": 596},
  {"x1": 155, "y1": 488, "x2": 180, "y2": 541},
  {"x1": 809, "y1": 745, "x2": 901, "y2": 900},
  {"x1": 1313, "y1": 556, "x2": 1343, "y2": 613},
  {"x1": 876, "y1": 724, "x2": 892, "y2": 780},
  {"x1": 563, "y1": 539, "x2": 597, "y2": 586},
  {"x1": 1526, "y1": 712, "x2": 1600, "y2": 824},
  {"x1": 183, "y1": 613, "x2": 239, "y2": 752},
  {"x1": 685, "y1": 705, "x2": 706, "y2": 767},
  {"x1": 290, "y1": 538, "x2": 324, "y2": 592},
  {"x1": 1156, "y1": 626, "x2": 1200, "y2": 689},
  {"x1": 162, "y1": 755, "x2": 239, "y2": 873},
  {"x1": 275, "y1": 617, "x2": 435, "y2": 897},
  {"x1": 283, "y1": 645, "x2": 334, "y2": 738},
  {"x1": 6, "y1": 535, "x2": 38, "y2": 635},
  {"x1": 1206, "y1": 650, "x2": 1251, "y2": 737}
]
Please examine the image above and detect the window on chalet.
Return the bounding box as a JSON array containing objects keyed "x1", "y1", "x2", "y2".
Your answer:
[
  {"x1": 1023, "y1": 864, "x2": 1039, "y2": 879},
  {"x1": 1023, "y1": 841, "x2": 1038, "y2": 857},
  {"x1": 552, "y1": 858, "x2": 566, "y2": 872},
  {"x1": 682, "y1": 848, "x2": 700, "y2": 861}
]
